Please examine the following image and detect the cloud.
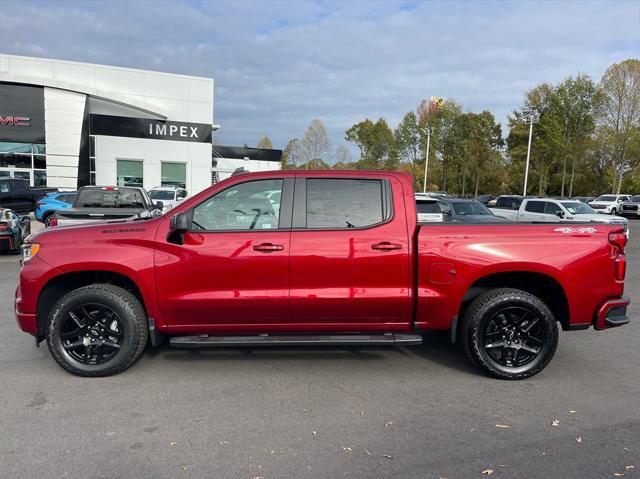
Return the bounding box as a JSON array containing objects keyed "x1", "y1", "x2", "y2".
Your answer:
[{"x1": 1, "y1": 0, "x2": 638, "y2": 152}]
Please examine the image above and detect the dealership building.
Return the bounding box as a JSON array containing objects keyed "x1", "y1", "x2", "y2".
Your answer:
[{"x1": 1, "y1": 54, "x2": 224, "y2": 193}]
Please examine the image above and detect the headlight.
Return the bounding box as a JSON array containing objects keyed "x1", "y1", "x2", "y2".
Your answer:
[{"x1": 21, "y1": 243, "x2": 40, "y2": 263}]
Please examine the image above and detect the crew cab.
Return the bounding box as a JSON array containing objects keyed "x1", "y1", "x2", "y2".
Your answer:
[
  {"x1": 51, "y1": 186, "x2": 163, "y2": 227},
  {"x1": 491, "y1": 197, "x2": 629, "y2": 233},
  {"x1": 16, "y1": 171, "x2": 631, "y2": 379}
]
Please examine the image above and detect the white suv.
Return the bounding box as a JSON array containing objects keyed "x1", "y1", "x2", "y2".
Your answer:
[
  {"x1": 148, "y1": 186, "x2": 188, "y2": 212},
  {"x1": 588, "y1": 194, "x2": 631, "y2": 215}
]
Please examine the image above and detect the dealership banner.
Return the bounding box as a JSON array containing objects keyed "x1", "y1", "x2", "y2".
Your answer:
[
  {"x1": 90, "y1": 114, "x2": 212, "y2": 143},
  {"x1": 0, "y1": 83, "x2": 45, "y2": 143}
]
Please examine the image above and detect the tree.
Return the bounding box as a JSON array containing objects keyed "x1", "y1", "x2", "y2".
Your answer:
[
  {"x1": 281, "y1": 139, "x2": 301, "y2": 169},
  {"x1": 345, "y1": 118, "x2": 398, "y2": 170},
  {"x1": 256, "y1": 136, "x2": 274, "y2": 149},
  {"x1": 596, "y1": 59, "x2": 640, "y2": 193},
  {"x1": 394, "y1": 112, "x2": 421, "y2": 177},
  {"x1": 301, "y1": 119, "x2": 332, "y2": 167},
  {"x1": 551, "y1": 75, "x2": 597, "y2": 196},
  {"x1": 333, "y1": 145, "x2": 353, "y2": 164}
]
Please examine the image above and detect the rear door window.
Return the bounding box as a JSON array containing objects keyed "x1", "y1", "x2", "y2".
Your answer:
[
  {"x1": 306, "y1": 179, "x2": 384, "y2": 229},
  {"x1": 524, "y1": 201, "x2": 545, "y2": 213}
]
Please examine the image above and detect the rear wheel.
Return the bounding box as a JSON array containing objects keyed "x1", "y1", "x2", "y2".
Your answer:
[
  {"x1": 461, "y1": 288, "x2": 558, "y2": 379},
  {"x1": 46, "y1": 284, "x2": 148, "y2": 377}
]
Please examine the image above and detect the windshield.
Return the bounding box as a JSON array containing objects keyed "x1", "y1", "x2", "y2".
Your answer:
[
  {"x1": 630, "y1": 195, "x2": 640, "y2": 202},
  {"x1": 561, "y1": 202, "x2": 594, "y2": 215},
  {"x1": 76, "y1": 188, "x2": 146, "y2": 208},
  {"x1": 595, "y1": 195, "x2": 617, "y2": 202},
  {"x1": 452, "y1": 201, "x2": 492, "y2": 215},
  {"x1": 149, "y1": 190, "x2": 175, "y2": 201}
]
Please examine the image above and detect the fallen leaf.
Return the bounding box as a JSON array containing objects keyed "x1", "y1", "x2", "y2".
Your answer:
[
  {"x1": 482, "y1": 469, "x2": 494, "y2": 475},
  {"x1": 382, "y1": 454, "x2": 393, "y2": 460},
  {"x1": 495, "y1": 424, "x2": 510, "y2": 429},
  {"x1": 343, "y1": 447, "x2": 352, "y2": 453},
  {"x1": 364, "y1": 449, "x2": 372, "y2": 456},
  {"x1": 569, "y1": 410, "x2": 577, "y2": 414},
  {"x1": 249, "y1": 476, "x2": 264, "y2": 479},
  {"x1": 576, "y1": 436, "x2": 583, "y2": 443},
  {"x1": 360, "y1": 410, "x2": 364, "y2": 416},
  {"x1": 181, "y1": 465, "x2": 187, "y2": 471},
  {"x1": 311, "y1": 431, "x2": 317, "y2": 436},
  {"x1": 542, "y1": 450, "x2": 553, "y2": 456},
  {"x1": 106, "y1": 432, "x2": 116, "y2": 436},
  {"x1": 170, "y1": 442, "x2": 178, "y2": 446},
  {"x1": 551, "y1": 419, "x2": 560, "y2": 426},
  {"x1": 218, "y1": 441, "x2": 229, "y2": 445},
  {"x1": 625, "y1": 465, "x2": 635, "y2": 470},
  {"x1": 498, "y1": 464, "x2": 509, "y2": 467},
  {"x1": 384, "y1": 421, "x2": 393, "y2": 428},
  {"x1": 613, "y1": 474, "x2": 624, "y2": 477}
]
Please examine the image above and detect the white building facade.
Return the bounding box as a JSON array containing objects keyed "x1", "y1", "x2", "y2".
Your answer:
[{"x1": 0, "y1": 54, "x2": 214, "y2": 193}]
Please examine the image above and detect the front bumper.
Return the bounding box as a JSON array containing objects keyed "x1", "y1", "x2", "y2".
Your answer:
[
  {"x1": 595, "y1": 296, "x2": 631, "y2": 330},
  {"x1": 15, "y1": 282, "x2": 37, "y2": 334}
]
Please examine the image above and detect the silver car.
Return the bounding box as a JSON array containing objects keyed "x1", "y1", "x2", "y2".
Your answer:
[{"x1": 620, "y1": 195, "x2": 640, "y2": 218}]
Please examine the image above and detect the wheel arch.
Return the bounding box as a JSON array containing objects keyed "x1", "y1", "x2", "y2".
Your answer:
[
  {"x1": 36, "y1": 270, "x2": 148, "y2": 340},
  {"x1": 458, "y1": 271, "x2": 570, "y2": 332}
]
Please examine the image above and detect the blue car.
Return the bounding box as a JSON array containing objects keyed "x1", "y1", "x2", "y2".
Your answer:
[{"x1": 35, "y1": 191, "x2": 77, "y2": 227}]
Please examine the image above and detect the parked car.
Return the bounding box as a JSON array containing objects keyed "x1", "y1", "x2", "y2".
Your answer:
[
  {"x1": 35, "y1": 191, "x2": 77, "y2": 228},
  {"x1": 149, "y1": 186, "x2": 188, "y2": 212},
  {"x1": 488, "y1": 195, "x2": 524, "y2": 218},
  {"x1": 0, "y1": 178, "x2": 58, "y2": 214},
  {"x1": 573, "y1": 196, "x2": 595, "y2": 204},
  {"x1": 51, "y1": 186, "x2": 163, "y2": 228},
  {"x1": 620, "y1": 195, "x2": 640, "y2": 219},
  {"x1": 475, "y1": 194, "x2": 497, "y2": 205},
  {"x1": 437, "y1": 198, "x2": 509, "y2": 222},
  {"x1": 415, "y1": 194, "x2": 444, "y2": 222},
  {"x1": 16, "y1": 171, "x2": 631, "y2": 379},
  {"x1": 490, "y1": 197, "x2": 629, "y2": 233},
  {"x1": 588, "y1": 194, "x2": 631, "y2": 215},
  {"x1": 0, "y1": 207, "x2": 30, "y2": 254}
]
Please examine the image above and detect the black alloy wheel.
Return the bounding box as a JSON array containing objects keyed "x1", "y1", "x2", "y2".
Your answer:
[
  {"x1": 46, "y1": 284, "x2": 148, "y2": 376},
  {"x1": 57, "y1": 304, "x2": 124, "y2": 365},
  {"x1": 461, "y1": 288, "x2": 558, "y2": 379}
]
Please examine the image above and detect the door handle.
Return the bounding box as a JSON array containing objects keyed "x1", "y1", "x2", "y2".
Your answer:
[
  {"x1": 253, "y1": 243, "x2": 284, "y2": 252},
  {"x1": 371, "y1": 241, "x2": 403, "y2": 251}
]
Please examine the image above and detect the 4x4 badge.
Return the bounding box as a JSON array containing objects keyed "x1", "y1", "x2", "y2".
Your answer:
[{"x1": 554, "y1": 227, "x2": 597, "y2": 234}]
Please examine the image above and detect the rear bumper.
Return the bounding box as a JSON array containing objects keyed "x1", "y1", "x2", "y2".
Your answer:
[{"x1": 595, "y1": 296, "x2": 631, "y2": 330}]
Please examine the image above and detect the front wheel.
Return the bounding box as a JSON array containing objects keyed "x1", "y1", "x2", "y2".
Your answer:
[
  {"x1": 461, "y1": 288, "x2": 558, "y2": 379},
  {"x1": 46, "y1": 284, "x2": 148, "y2": 377},
  {"x1": 611, "y1": 208, "x2": 617, "y2": 215}
]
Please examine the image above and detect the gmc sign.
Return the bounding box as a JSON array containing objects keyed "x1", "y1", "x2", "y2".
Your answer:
[{"x1": 0, "y1": 115, "x2": 31, "y2": 127}]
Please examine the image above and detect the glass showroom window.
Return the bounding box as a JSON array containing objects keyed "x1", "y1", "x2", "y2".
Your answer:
[
  {"x1": 161, "y1": 162, "x2": 186, "y2": 188},
  {"x1": 117, "y1": 160, "x2": 143, "y2": 188},
  {"x1": 0, "y1": 142, "x2": 47, "y2": 186}
]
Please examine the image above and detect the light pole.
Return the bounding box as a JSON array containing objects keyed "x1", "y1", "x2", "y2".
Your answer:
[
  {"x1": 521, "y1": 110, "x2": 539, "y2": 197},
  {"x1": 422, "y1": 127, "x2": 431, "y2": 193}
]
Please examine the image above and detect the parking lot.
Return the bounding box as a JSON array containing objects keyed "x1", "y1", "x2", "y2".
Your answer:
[{"x1": 0, "y1": 220, "x2": 638, "y2": 478}]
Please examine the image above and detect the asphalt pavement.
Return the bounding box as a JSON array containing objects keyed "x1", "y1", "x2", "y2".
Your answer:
[{"x1": 0, "y1": 220, "x2": 638, "y2": 478}]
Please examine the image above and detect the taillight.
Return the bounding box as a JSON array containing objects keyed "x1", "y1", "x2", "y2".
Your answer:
[
  {"x1": 0, "y1": 223, "x2": 8, "y2": 231},
  {"x1": 49, "y1": 218, "x2": 58, "y2": 227},
  {"x1": 609, "y1": 230, "x2": 628, "y2": 254}
]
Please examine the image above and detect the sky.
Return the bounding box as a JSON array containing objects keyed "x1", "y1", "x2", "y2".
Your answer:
[{"x1": 1, "y1": 0, "x2": 639, "y2": 156}]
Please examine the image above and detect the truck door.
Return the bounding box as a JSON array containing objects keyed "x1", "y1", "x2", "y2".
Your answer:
[
  {"x1": 520, "y1": 200, "x2": 548, "y2": 222},
  {"x1": 154, "y1": 177, "x2": 293, "y2": 329},
  {"x1": 288, "y1": 175, "x2": 412, "y2": 331}
]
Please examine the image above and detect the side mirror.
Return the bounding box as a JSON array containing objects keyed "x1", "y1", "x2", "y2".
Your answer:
[
  {"x1": 556, "y1": 210, "x2": 565, "y2": 218},
  {"x1": 170, "y1": 212, "x2": 190, "y2": 232},
  {"x1": 155, "y1": 201, "x2": 164, "y2": 210},
  {"x1": 21, "y1": 216, "x2": 30, "y2": 224},
  {"x1": 177, "y1": 196, "x2": 184, "y2": 202}
]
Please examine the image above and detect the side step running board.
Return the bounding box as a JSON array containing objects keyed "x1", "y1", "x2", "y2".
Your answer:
[{"x1": 169, "y1": 333, "x2": 422, "y2": 348}]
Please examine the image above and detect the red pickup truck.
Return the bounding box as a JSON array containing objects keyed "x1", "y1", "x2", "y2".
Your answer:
[{"x1": 15, "y1": 171, "x2": 630, "y2": 379}]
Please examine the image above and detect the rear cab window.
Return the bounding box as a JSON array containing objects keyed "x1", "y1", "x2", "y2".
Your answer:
[{"x1": 76, "y1": 188, "x2": 146, "y2": 208}]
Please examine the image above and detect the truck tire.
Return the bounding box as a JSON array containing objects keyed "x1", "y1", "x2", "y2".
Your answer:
[
  {"x1": 461, "y1": 288, "x2": 558, "y2": 380},
  {"x1": 46, "y1": 284, "x2": 148, "y2": 377}
]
